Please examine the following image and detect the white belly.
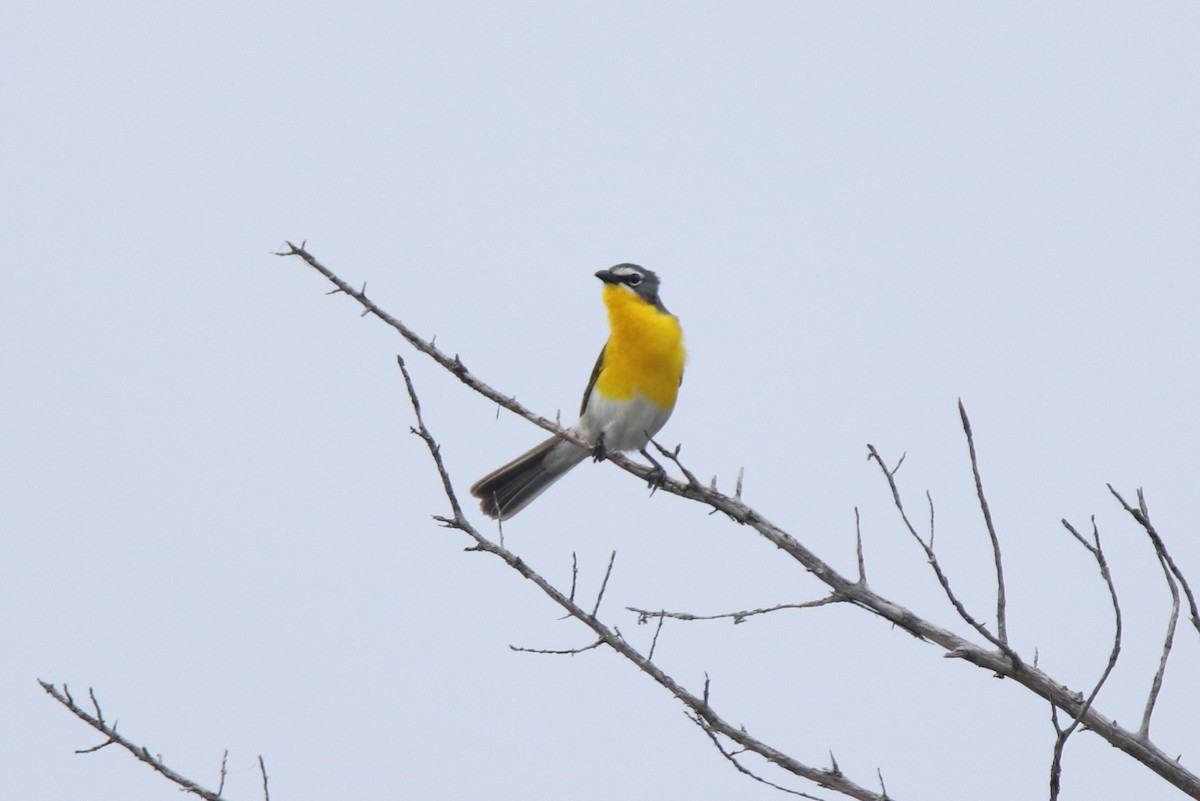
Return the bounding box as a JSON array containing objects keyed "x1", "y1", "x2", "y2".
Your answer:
[{"x1": 579, "y1": 392, "x2": 674, "y2": 452}]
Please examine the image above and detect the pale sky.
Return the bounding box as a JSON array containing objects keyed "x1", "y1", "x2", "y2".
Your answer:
[{"x1": 4, "y1": 3, "x2": 1199, "y2": 800}]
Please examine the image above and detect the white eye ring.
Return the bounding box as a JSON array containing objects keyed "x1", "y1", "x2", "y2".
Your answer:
[{"x1": 627, "y1": 273, "x2": 643, "y2": 286}]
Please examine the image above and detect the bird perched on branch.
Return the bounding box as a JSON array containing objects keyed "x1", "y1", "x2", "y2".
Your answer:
[{"x1": 471, "y1": 264, "x2": 685, "y2": 519}]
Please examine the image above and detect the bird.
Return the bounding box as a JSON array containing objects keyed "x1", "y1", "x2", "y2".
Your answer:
[{"x1": 470, "y1": 263, "x2": 685, "y2": 519}]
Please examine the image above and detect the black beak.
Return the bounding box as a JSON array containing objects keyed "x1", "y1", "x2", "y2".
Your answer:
[{"x1": 595, "y1": 268, "x2": 619, "y2": 284}]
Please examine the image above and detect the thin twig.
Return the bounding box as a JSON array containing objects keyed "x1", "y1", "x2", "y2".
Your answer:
[
  {"x1": 395, "y1": 355, "x2": 468, "y2": 525},
  {"x1": 568, "y1": 552, "x2": 579, "y2": 604},
  {"x1": 628, "y1": 596, "x2": 843, "y2": 625},
  {"x1": 510, "y1": 639, "x2": 605, "y2": 656},
  {"x1": 959, "y1": 401, "x2": 1009, "y2": 647},
  {"x1": 217, "y1": 750, "x2": 229, "y2": 797},
  {"x1": 925, "y1": 490, "x2": 935, "y2": 550},
  {"x1": 280, "y1": 242, "x2": 598, "y2": 458},
  {"x1": 689, "y1": 713, "x2": 826, "y2": 799},
  {"x1": 647, "y1": 437, "x2": 701, "y2": 488},
  {"x1": 854, "y1": 507, "x2": 867, "y2": 586},
  {"x1": 88, "y1": 687, "x2": 105, "y2": 724},
  {"x1": 76, "y1": 735, "x2": 118, "y2": 755},
  {"x1": 258, "y1": 755, "x2": 270, "y2": 801},
  {"x1": 1141, "y1": 546, "x2": 1180, "y2": 740},
  {"x1": 591, "y1": 551, "x2": 618, "y2": 617},
  {"x1": 647, "y1": 614, "x2": 666, "y2": 661}
]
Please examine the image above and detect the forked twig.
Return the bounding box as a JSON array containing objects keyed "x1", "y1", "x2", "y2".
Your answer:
[
  {"x1": 1051, "y1": 518, "x2": 1122, "y2": 801},
  {"x1": 1108, "y1": 486, "x2": 1192, "y2": 739},
  {"x1": 1110, "y1": 485, "x2": 1200, "y2": 639},
  {"x1": 866, "y1": 444, "x2": 1021, "y2": 669},
  {"x1": 647, "y1": 437, "x2": 701, "y2": 487},
  {"x1": 38, "y1": 682, "x2": 228, "y2": 801}
]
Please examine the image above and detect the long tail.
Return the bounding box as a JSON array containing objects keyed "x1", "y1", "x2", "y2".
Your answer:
[{"x1": 470, "y1": 435, "x2": 589, "y2": 519}]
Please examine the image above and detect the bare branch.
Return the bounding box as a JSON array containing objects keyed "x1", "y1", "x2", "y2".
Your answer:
[
  {"x1": 258, "y1": 755, "x2": 270, "y2": 801},
  {"x1": 1107, "y1": 485, "x2": 1192, "y2": 739},
  {"x1": 690, "y1": 713, "x2": 828, "y2": 799},
  {"x1": 510, "y1": 639, "x2": 605, "y2": 656},
  {"x1": 854, "y1": 507, "x2": 867, "y2": 587},
  {"x1": 279, "y1": 242, "x2": 598, "y2": 461},
  {"x1": 866, "y1": 444, "x2": 1021, "y2": 669},
  {"x1": 39, "y1": 681, "x2": 228, "y2": 801},
  {"x1": 647, "y1": 437, "x2": 702, "y2": 488},
  {"x1": 591, "y1": 550, "x2": 618, "y2": 617},
  {"x1": 647, "y1": 613, "x2": 666, "y2": 661},
  {"x1": 1141, "y1": 545, "x2": 1180, "y2": 740},
  {"x1": 1050, "y1": 519, "x2": 1123, "y2": 801},
  {"x1": 1109, "y1": 485, "x2": 1200, "y2": 638},
  {"x1": 629, "y1": 596, "x2": 843, "y2": 625},
  {"x1": 394, "y1": 352, "x2": 886, "y2": 801},
  {"x1": 395, "y1": 354, "x2": 468, "y2": 526},
  {"x1": 282, "y1": 244, "x2": 1200, "y2": 799},
  {"x1": 958, "y1": 400, "x2": 1009, "y2": 647},
  {"x1": 75, "y1": 736, "x2": 118, "y2": 755},
  {"x1": 568, "y1": 552, "x2": 579, "y2": 604},
  {"x1": 88, "y1": 687, "x2": 105, "y2": 724},
  {"x1": 926, "y1": 490, "x2": 936, "y2": 550}
]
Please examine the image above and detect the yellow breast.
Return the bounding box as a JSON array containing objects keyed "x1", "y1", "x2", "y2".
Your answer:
[{"x1": 594, "y1": 284, "x2": 686, "y2": 408}]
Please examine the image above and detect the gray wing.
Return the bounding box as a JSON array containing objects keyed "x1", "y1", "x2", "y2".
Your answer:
[{"x1": 579, "y1": 344, "x2": 606, "y2": 417}]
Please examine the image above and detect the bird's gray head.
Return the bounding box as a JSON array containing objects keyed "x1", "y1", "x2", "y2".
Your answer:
[{"x1": 594, "y1": 263, "x2": 667, "y2": 311}]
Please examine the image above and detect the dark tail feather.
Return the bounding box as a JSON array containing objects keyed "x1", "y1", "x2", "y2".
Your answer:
[{"x1": 470, "y1": 435, "x2": 588, "y2": 519}]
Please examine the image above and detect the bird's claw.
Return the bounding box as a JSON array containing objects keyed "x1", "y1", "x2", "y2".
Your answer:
[
  {"x1": 639, "y1": 446, "x2": 669, "y2": 495},
  {"x1": 645, "y1": 464, "x2": 667, "y2": 494}
]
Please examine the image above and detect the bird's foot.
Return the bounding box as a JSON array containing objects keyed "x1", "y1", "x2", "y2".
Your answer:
[{"x1": 639, "y1": 447, "x2": 668, "y2": 495}]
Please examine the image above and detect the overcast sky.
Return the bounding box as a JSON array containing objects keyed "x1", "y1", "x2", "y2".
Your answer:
[{"x1": 4, "y1": 3, "x2": 1199, "y2": 800}]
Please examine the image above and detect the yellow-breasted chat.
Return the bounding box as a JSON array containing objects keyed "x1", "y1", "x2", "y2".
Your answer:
[{"x1": 471, "y1": 264, "x2": 685, "y2": 519}]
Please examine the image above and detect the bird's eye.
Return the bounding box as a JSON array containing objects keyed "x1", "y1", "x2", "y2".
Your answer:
[{"x1": 627, "y1": 273, "x2": 643, "y2": 286}]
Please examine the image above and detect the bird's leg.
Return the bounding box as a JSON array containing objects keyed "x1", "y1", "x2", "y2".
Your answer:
[
  {"x1": 639, "y1": 439, "x2": 668, "y2": 494},
  {"x1": 591, "y1": 432, "x2": 608, "y2": 462}
]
